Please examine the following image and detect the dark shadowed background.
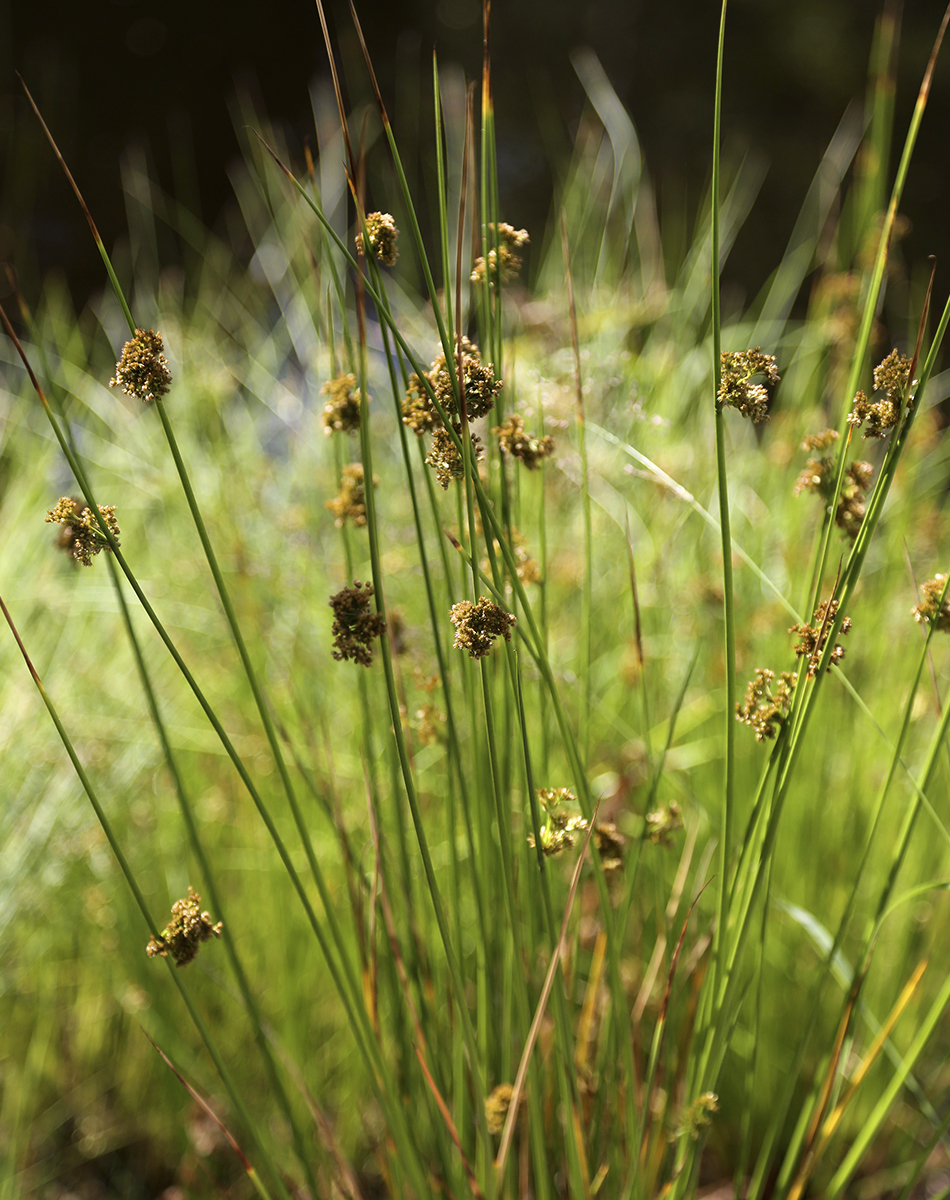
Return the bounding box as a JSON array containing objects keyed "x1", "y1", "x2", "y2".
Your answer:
[{"x1": 2, "y1": 0, "x2": 949, "y2": 309}]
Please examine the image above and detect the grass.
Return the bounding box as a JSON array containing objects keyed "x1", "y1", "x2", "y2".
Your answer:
[{"x1": 4, "y1": 2, "x2": 950, "y2": 1197}]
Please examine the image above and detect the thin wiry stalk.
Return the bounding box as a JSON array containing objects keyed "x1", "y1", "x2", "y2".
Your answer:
[
  {"x1": 702, "y1": 0, "x2": 736, "y2": 1132},
  {"x1": 561, "y1": 211, "x2": 592, "y2": 771}
]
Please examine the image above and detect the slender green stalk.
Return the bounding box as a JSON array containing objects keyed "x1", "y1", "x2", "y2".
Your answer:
[{"x1": 707, "y1": 0, "x2": 735, "y2": 1066}]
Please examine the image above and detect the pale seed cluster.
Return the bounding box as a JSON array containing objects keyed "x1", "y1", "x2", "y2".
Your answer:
[
  {"x1": 794, "y1": 429, "x2": 873, "y2": 542},
  {"x1": 718, "y1": 347, "x2": 780, "y2": 423},
  {"x1": 321, "y1": 373, "x2": 364, "y2": 435},
  {"x1": 449, "y1": 597, "x2": 516, "y2": 659},
  {"x1": 355, "y1": 211, "x2": 399, "y2": 268},
  {"x1": 912, "y1": 575, "x2": 950, "y2": 633},
  {"x1": 848, "y1": 349, "x2": 913, "y2": 438},
  {"x1": 494, "y1": 414, "x2": 555, "y2": 470},
  {"x1": 735, "y1": 670, "x2": 797, "y2": 742},
  {"x1": 791, "y1": 598, "x2": 852, "y2": 677},
  {"x1": 109, "y1": 328, "x2": 172, "y2": 403},
  {"x1": 326, "y1": 463, "x2": 376, "y2": 528},
  {"x1": 45, "y1": 497, "x2": 121, "y2": 566},
  {"x1": 471, "y1": 223, "x2": 529, "y2": 287},
  {"x1": 402, "y1": 338, "x2": 501, "y2": 489}
]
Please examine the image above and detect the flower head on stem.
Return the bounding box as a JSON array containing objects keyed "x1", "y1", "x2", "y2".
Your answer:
[
  {"x1": 471, "y1": 223, "x2": 529, "y2": 287},
  {"x1": 912, "y1": 575, "x2": 950, "y2": 633},
  {"x1": 791, "y1": 598, "x2": 852, "y2": 677},
  {"x1": 45, "y1": 497, "x2": 120, "y2": 566},
  {"x1": 736, "y1": 669, "x2": 797, "y2": 742},
  {"x1": 321, "y1": 373, "x2": 364, "y2": 435},
  {"x1": 146, "y1": 888, "x2": 222, "y2": 967},
  {"x1": 449, "y1": 597, "x2": 516, "y2": 659},
  {"x1": 109, "y1": 329, "x2": 172, "y2": 403},
  {"x1": 329, "y1": 581, "x2": 387, "y2": 667},
  {"x1": 718, "y1": 347, "x2": 780, "y2": 423},
  {"x1": 326, "y1": 463, "x2": 376, "y2": 528},
  {"x1": 355, "y1": 211, "x2": 398, "y2": 267}
]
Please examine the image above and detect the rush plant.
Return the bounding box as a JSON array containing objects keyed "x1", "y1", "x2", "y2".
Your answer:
[{"x1": 3, "y1": 3, "x2": 950, "y2": 1199}]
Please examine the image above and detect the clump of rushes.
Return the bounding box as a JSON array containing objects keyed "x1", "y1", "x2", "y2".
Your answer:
[
  {"x1": 450, "y1": 597, "x2": 516, "y2": 659},
  {"x1": 791, "y1": 597, "x2": 852, "y2": 677},
  {"x1": 794, "y1": 430, "x2": 873, "y2": 542},
  {"x1": 645, "y1": 801, "x2": 684, "y2": 845},
  {"x1": 912, "y1": 575, "x2": 950, "y2": 632},
  {"x1": 326, "y1": 463, "x2": 376, "y2": 527},
  {"x1": 736, "y1": 669, "x2": 797, "y2": 742},
  {"x1": 321, "y1": 373, "x2": 364, "y2": 435},
  {"x1": 848, "y1": 348, "x2": 914, "y2": 438},
  {"x1": 355, "y1": 211, "x2": 398, "y2": 267},
  {"x1": 146, "y1": 888, "x2": 222, "y2": 967},
  {"x1": 494, "y1": 414, "x2": 555, "y2": 469},
  {"x1": 717, "y1": 347, "x2": 780, "y2": 423},
  {"x1": 45, "y1": 497, "x2": 120, "y2": 566},
  {"x1": 471, "y1": 222, "x2": 529, "y2": 286},
  {"x1": 109, "y1": 328, "x2": 172, "y2": 402},
  {"x1": 329, "y1": 581, "x2": 386, "y2": 667},
  {"x1": 527, "y1": 787, "x2": 589, "y2": 856}
]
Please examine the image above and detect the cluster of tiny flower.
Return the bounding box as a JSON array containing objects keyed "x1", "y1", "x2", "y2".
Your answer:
[
  {"x1": 527, "y1": 787, "x2": 588, "y2": 856},
  {"x1": 485, "y1": 1084, "x2": 518, "y2": 1136},
  {"x1": 402, "y1": 337, "x2": 502, "y2": 488},
  {"x1": 109, "y1": 328, "x2": 172, "y2": 403},
  {"x1": 718, "y1": 348, "x2": 780, "y2": 423},
  {"x1": 46, "y1": 497, "x2": 121, "y2": 566},
  {"x1": 791, "y1": 598, "x2": 852, "y2": 677},
  {"x1": 738, "y1": 597, "x2": 853, "y2": 742},
  {"x1": 794, "y1": 429, "x2": 873, "y2": 542},
  {"x1": 470, "y1": 223, "x2": 529, "y2": 287},
  {"x1": 848, "y1": 349, "x2": 913, "y2": 438},
  {"x1": 355, "y1": 211, "x2": 399, "y2": 268},
  {"x1": 670, "y1": 1093, "x2": 719, "y2": 1144},
  {"x1": 449, "y1": 597, "x2": 516, "y2": 659},
  {"x1": 912, "y1": 575, "x2": 950, "y2": 633},
  {"x1": 146, "y1": 888, "x2": 222, "y2": 967},
  {"x1": 326, "y1": 463, "x2": 376, "y2": 528},
  {"x1": 735, "y1": 669, "x2": 797, "y2": 742},
  {"x1": 644, "y1": 801, "x2": 685, "y2": 845},
  {"x1": 329, "y1": 581, "x2": 387, "y2": 667},
  {"x1": 321, "y1": 372, "x2": 364, "y2": 435},
  {"x1": 494, "y1": 414, "x2": 555, "y2": 471}
]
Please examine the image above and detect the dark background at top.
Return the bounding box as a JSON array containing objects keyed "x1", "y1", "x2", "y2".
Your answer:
[{"x1": 2, "y1": 0, "x2": 949, "y2": 311}]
